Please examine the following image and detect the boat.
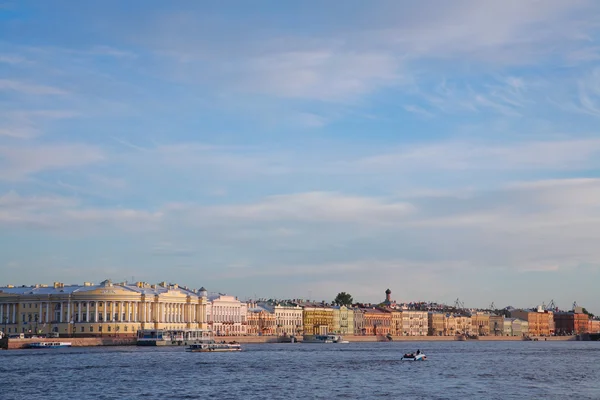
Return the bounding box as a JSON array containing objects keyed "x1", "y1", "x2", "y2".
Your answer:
[
  {"x1": 136, "y1": 329, "x2": 212, "y2": 346},
  {"x1": 186, "y1": 341, "x2": 242, "y2": 352},
  {"x1": 302, "y1": 334, "x2": 348, "y2": 343},
  {"x1": 401, "y1": 352, "x2": 427, "y2": 361},
  {"x1": 28, "y1": 342, "x2": 72, "y2": 349}
]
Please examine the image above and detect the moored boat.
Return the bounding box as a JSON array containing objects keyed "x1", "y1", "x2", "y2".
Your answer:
[
  {"x1": 186, "y1": 341, "x2": 242, "y2": 352},
  {"x1": 303, "y1": 334, "x2": 348, "y2": 343},
  {"x1": 28, "y1": 342, "x2": 72, "y2": 349},
  {"x1": 136, "y1": 329, "x2": 212, "y2": 346}
]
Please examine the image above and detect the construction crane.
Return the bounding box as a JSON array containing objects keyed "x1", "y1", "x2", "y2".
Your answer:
[
  {"x1": 489, "y1": 302, "x2": 496, "y2": 311},
  {"x1": 545, "y1": 299, "x2": 557, "y2": 311},
  {"x1": 454, "y1": 298, "x2": 465, "y2": 310}
]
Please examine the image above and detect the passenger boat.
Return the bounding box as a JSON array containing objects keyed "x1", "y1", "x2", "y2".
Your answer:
[
  {"x1": 28, "y1": 342, "x2": 72, "y2": 349},
  {"x1": 186, "y1": 341, "x2": 242, "y2": 352},
  {"x1": 136, "y1": 329, "x2": 212, "y2": 346},
  {"x1": 401, "y1": 352, "x2": 426, "y2": 361},
  {"x1": 302, "y1": 334, "x2": 348, "y2": 344}
]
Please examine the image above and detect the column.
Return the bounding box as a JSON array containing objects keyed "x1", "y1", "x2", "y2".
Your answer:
[
  {"x1": 94, "y1": 302, "x2": 98, "y2": 322},
  {"x1": 46, "y1": 302, "x2": 50, "y2": 323},
  {"x1": 78, "y1": 302, "x2": 82, "y2": 323},
  {"x1": 38, "y1": 302, "x2": 43, "y2": 324},
  {"x1": 86, "y1": 302, "x2": 90, "y2": 323},
  {"x1": 103, "y1": 302, "x2": 107, "y2": 323},
  {"x1": 13, "y1": 303, "x2": 17, "y2": 324},
  {"x1": 134, "y1": 302, "x2": 137, "y2": 322},
  {"x1": 67, "y1": 301, "x2": 71, "y2": 323},
  {"x1": 128, "y1": 302, "x2": 131, "y2": 322},
  {"x1": 0, "y1": 303, "x2": 3, "y2": 325},
  {"x1": 59, "y1": 302, "x2": 64, "y2": 323}
]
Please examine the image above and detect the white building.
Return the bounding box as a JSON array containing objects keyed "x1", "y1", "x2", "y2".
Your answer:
[
  {"x1": 401, "y1": 310, "x2": 428, "y2": 336},
  {"x1": 258, "y1": 302, "x2": 303, "y2": 336},
  {"x1": 207, "y1": 294, "x2": 247, "y2": 336}
]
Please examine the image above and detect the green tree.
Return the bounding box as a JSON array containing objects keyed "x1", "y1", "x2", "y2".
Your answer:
[
  {"x1": 333, "y1": 292, "x2": 353, "y2": 307},
  {"x1": 582, "y1": 308, "x2": 595, "y2": 318}
]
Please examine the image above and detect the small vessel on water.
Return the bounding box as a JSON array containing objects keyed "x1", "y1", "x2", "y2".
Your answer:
[
  {"x1": 136, "y1": 329, "x2": 212, "y2": 346},
  {"x1": 28, "y1": 342, "x2": 72, "y2": 349},
  {"x1": 186, "y1": 341, "x2": 242, "y2": 352},
  {"x1": 303, "y1": 334, "x2": 348, "y2": 344},
  {"x1": 402, "y1": 351, "x2": 426, "y2": 361}
]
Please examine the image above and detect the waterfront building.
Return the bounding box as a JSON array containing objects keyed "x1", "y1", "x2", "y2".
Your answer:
[
  {"x1": 207, "y1": 294, "x2": 248, "y2": 336},
  {"x1": 246, "y1": 305, "x2": 276, "y2": 336},
  {"x1": 428, "y1": 312, "x2": 445, "y2": 336},
  {"x1": 300, "y1": 303, "x2": 334, "y2": 335},
  {"x1": 332, "y1": 305, "x2": 354, "y2": 335},
  {"x1": 510, "y1": 309, "x2": 552, "y2": 336},
  {"x1": 590, "y1": 320, "x2": 600, "y2": 333},
  {"x1": 361, "y1": 308, "x2": 391, "y2": 336},
  {"x1": 389, "y1": 310, "x2": 403, "y2": 336},
  {"x1": 454, "y1": 315, "x2": 472, "y2": 335},
  {"x1": 353, "y1": 308, "x2": 366, "y2": 335},
  {"x1": 489, "y1": 315, "x2": 504, "y2": 336},
  {"x1": 502, "y1": 318, "x2": 528, "y2": 336},
  {"x1": 470, "y1": 312, "x2": 491, "y2": 336},
  {"x1": 0, "y1": 280, "x2": 208, "y2": 337},
  {"x1": 444, "y1": 314, "x2": 457, "y2": 336},
  {"x1": 401, "y1": 310, "x2": 428, "y2": 336},
  {"x1": 554, "y1": 311, "x2": 590, "y2": 335},
  {"x1": 258, "y1": 302, "x2": 304, "y2": 336}
]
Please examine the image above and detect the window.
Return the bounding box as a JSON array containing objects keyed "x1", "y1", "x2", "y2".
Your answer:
[
  {"x1": 108, "y1": 326, "x2": 111, "y2": 332},
  {"x1": 124, "y1": 326, "x2": 128, "y2": 332},
  {"x1": 81, "y1": 327, "x2": 84, "y2": 332},
  {"x1": 90, "y1": 326, "x2": 94, "y2": 332}
]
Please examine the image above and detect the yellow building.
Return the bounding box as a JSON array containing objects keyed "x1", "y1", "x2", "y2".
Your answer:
[
  {"x1": 332, "y1": 305, "x2": 354, "y2": 335},
  {"x1": 471, "y1": 313, "x2": 491, "y2": 336},
  {"x1": 428, "y1": 312, "x2": 445, "y2": 336},
  {"x1": 301, "y1": 304, "x2": 334, "y2": 335},
  {"x1": 389, "y1": 310, "x2": 403, "y2": 336},
  {"x1": 0, "y1": 280, "x2": 208, "y2": 337}
]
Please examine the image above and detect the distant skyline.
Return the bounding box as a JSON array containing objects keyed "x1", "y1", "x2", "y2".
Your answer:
[{"x1": 1, "y1": 1, "x2": 600, "y2": 313}]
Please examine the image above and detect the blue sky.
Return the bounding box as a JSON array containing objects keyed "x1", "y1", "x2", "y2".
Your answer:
[{"x1": 2, "y1": 1, "x2": 600, "y2": 312}]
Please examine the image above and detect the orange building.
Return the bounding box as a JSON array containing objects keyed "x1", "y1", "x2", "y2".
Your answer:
[
  {"x1": 361, "y1": 308, "x2": 391, "y2": 336},
  {"x1": 510, "y1": 309, "x2": 552, "y2": 336},
  {"x1": 554, "y1": 312, "x2": 590, "y2": 335},
  {"x1": 246, "y1": 307, "x2": 276, "y2": 336}
]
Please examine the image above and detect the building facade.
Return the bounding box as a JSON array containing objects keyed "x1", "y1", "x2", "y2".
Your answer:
[
  {"x1": 428, "y1": 312, "x2": 445, "y2": 336},
  {"x1": 489, "y1": 315, "x2": 504, "y2": 336},
  {"x1": 258, "y1": 302, "x2": 304, "y2": 336},
  {"x1": 353, "y1": 308, "x2": 366, "y2": 335},
  {"x1": 0, "y1": 280, "x2": 208, "y2": 337},
  {"x1": 471, "y1": 313, "x2": 491, "y2": 336},
  {"x1": 301, "y1": 304, "x2": 334, "y2": 335},
  {"x1": 510, "y1": 310, "x2": 552, "y2": 336},
  {"x1": 554, "y1": 312, "x2": 590, "y2": 335},
  {"x1": 246, "y1": 306, "x2": 276, "y2": 336},
  {"x1": 332, "y1": 306, "x2": 354, "y2": 335},
  {"x1": 207, "y1": 294, "x2": 248, "y2": 336},
  {"x1": 361, "y1": 308, "x2": 391, "y2": 336},
  {"x1": 401, "y1": 310, "x2": 428, "y2": 336}
]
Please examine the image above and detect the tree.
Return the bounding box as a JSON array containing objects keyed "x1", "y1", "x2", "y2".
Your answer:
[
  {"x1": 333, "y1": 292, "x2": 353, "y2": 307},
  {"x1": 582, "y1": 308, "x2": 595, "y2": 318}
]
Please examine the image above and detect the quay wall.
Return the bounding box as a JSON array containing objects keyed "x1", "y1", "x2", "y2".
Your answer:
[
  {"x1": 7, "y1": 337, "x2": 136, "y2": 350},
  {"x1": 4, "y1": 335, "x2": 578, "y2": 349}
]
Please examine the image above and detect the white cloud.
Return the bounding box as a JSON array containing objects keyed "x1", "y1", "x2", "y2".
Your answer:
[
  {"x1": 0, "y1": 143, "x2": 104, "y2": 180},
  {"x1": 0, "y1": 79, "x2": 68, "y2": 95}
]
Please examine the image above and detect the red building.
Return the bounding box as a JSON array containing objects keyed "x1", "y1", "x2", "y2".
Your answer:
[{"x1": 554, "y1": 312, "x2": 590, "y2": 335}]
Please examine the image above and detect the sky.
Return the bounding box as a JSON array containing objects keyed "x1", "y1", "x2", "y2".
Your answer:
[{"x1": 1, "y1": 1, "x2": 600, "y2": 312}]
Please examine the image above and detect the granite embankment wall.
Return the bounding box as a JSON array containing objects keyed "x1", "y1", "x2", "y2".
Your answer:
[
  {"x1": 7, "y1": 337, "x2": 136, "y2": 349},
  {"x1": 3, "y1": 335, "x2": 578, "y2": 349}
]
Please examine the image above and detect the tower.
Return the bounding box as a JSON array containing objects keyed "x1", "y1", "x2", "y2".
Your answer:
[{"x1": 385, "y1": 289, "x2": 392, "y2": 305}]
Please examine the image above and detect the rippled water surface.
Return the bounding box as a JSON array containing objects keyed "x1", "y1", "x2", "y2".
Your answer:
[{"x1": 1, "y1": 341, "x2": 599, "y2": 399}]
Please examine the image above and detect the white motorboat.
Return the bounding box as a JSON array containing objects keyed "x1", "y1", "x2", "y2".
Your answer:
[
  {"x1": 28, "y1": 342, "x2": 72, "y2": 349},
  {"x1": 186, "y1": 341, "x2": 242, "y2": 352},
  {"x1": 401, "y1": 352, "x2": 426, "y2": 361},
  {"x1": 303, "y1": 334, "x2": 349, "y2": 344}
]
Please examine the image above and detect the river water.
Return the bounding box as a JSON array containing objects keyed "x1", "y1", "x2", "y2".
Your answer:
[{"x1": 1, "y1": 341, "x2": 599, "y2": 399}]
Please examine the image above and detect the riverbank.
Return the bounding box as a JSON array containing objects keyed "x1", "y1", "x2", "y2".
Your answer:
[{"x1": 3, "y1": 334, "x2": 579, "y2": 349}]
